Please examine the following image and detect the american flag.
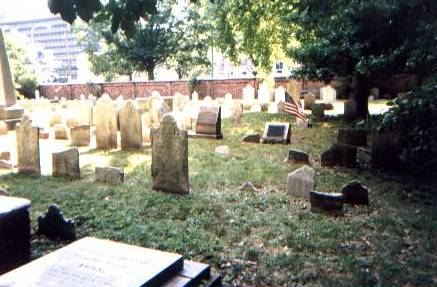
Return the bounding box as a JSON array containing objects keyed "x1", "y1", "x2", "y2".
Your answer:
[{"x1": 285, "y1": 92, "x2": 308, "y2": 123}]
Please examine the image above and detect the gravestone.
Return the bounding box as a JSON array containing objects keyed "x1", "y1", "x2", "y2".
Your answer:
[
  {"x1": 70, "y1": 125, "x2": 90, "y2": 147},
  {"x1": 274, "y1": 86, "x2": 286, "y2": 103},
  {"x1": 243, "y1": 133, "x2": 260, "y2": 143},
  {"x1": 229, "y1": 101, "x2": 243, "y2": 124},
  {"x1": 52, "y1": 148, "x2": 80, "y2": 179},
  {"x1": 311, "y1": 103, "x2": 325, "y2": 121},
  {"x1": 0, "y1": 28, "x2": 24, "y2": 129},
  {"x1": 0, "y1": 237, "x2": 184, "y2": 287},
  {"x1": 142, "y1": 112, "x2": 152, "y2": 143},
  {"x1": 321, "y1": 143, "x2": 357, "y2": 168},
  {"x1": 120, "y1": 101, "x2": 142, "y2": 150},
  {"x1": 287, "y1": 166, "x2": 315, "y2": 198},
  {"x1": 371, "y1": 129, "x2": 401, "y2": 169},
  {"x1": 173, "y1": 93, "x2": 188, "y2": 112},
  {"x1": 341, "y1": 180, "x2": 369, "y2": 205},
  {"x1": 37, "y1": 205, "x2": 76, "y2": 241},
  {"x1": 250, "y1": 101, "x2": 261, "y2": 112},
  {"x1": 54, "y1": 124, "x2": 68, "y2": 140},
  {"x1": 152, "y1": 115, "x2": 189, "y2": 194},
  {"x1": 286, "y1": 149, "x2": 309, "y2": 164},
  {"x1": 287, "y1": 80, "x2": 302, "y2": 107},
  {"x1": 320, "y1": 85, "x2": 336, "y2": 104},
  {"x1": 16, "y1": 116, "x2": 40, "y2": 175},
  {"x1": 95, "y1": 166, "x2": 125, "y2": 184},
  {"x1": 136, "y1": 97, "x2": 151, "y2": 113},
  {"x1": 242, "y1": 84, "x2": 255, "y2": 110},
  {"x1": 304, "y1": 93, "x2": 316, "y2": 110},
  {"x1": 344, "y1": 100, "x2": 357, "y2": 121},
  {"x1": 261, "y1": 122, "x2": 291, "y2": 144},
  {"x1": 267, "y1": 102, "x2": 278, "y2": 114},
  {"x1": 258, "y1": 82, "x2": 271, "y2": 104},
  {"x1": 310, "y1": 191, "x2": 344, "y2": 215},
  {"x1": 194, "y1": 106, "x2": 223, "y2": 139},
  {"x1": 0, "y1": 196, "x2": 31, "y2": 275},
  {"x1": 95, "y1": 94, "x2": 118, "y2": 149}
]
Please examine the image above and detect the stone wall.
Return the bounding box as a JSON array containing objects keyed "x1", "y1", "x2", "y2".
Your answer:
[{"x1": 39, "y1": 78, "x2": 324, "y2": 100}]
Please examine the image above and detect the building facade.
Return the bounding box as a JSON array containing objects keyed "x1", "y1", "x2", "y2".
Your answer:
[{"x1": 0, "y1": 17, "x2": 82, "y2": 82}]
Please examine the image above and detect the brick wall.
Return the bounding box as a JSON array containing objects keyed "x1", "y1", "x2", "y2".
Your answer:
[{"x1": 39, "y1": 78, "x2": 323, "y2": 100}]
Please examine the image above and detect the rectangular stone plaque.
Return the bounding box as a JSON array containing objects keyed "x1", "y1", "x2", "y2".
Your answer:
[
  {"x1": 0, "y1": 237, "x2": 184, "y2": 287},
  {"x1": 261, "y1": 122, "x2": 291, "y2": 144},
  {"x1": 195, "y1": 106, "x2": 222, "y2": 138}
]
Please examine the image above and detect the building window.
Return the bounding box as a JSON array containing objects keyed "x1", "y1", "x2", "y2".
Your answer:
[{"x1": 275, "y1": 62, "x2": 284, "y2": 74}]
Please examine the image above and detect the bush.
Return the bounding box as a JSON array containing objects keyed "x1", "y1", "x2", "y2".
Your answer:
[
  {"x1": 381, "y1": 76, "x2": 437, "y2": 172},
  {"x1": 16, "y1": 76, "x2": 39, "y2": 99}
]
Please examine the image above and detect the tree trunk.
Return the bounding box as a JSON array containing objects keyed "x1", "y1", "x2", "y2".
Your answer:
[
  {"x1": 147, "y1": 67, "x2": 155, "y2": 81},
  {"x1": 350, "y1": 75, "x2": 370, "y2": 117}
]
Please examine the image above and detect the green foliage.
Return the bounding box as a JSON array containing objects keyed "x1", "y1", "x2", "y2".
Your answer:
[
  {"x1": 4, "y1": 35, "x2": 39, "y2": 98},
  {"x1": 381, "y1": 76, "x2": 437, "y2": 171},
  {"x1": 188, "y1": 71, "x2": 201, "y2": 95},
  {"x1": 211, "y1": 0, "x2": 293, "y2": 74}
]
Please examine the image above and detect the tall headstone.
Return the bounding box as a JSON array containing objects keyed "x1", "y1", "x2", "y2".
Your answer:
[
  {"x1": 16, "y1": 116, "x2": 40, "y2": 175},
  {"x1": 151, "y1": 115, "x2": 189, "y2": 194},
  {"x1": 258, "y1": 82, "x2": 271, "y2": 105},
  {"x1": 320, "y1": 85, "x2": 336, "y2": 104},
  {"x1": 95, "y1": 94, "x2": 118, "y2": 149},
  {"x1": 242, "y1": 84, "x2": 255, "y2": 110},
  {"x1": 0, "y1": 29, "x2": 16, "y2": 108},
  {"x1": 119, "y1": 101, "x2": 142, "y2": 150}
]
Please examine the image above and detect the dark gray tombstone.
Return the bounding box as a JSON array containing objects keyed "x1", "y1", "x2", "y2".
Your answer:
[
  {"x1": 321, "y1": 143, "x2": 357, "y2": 168},
  {"x1": 37, "y1": 205, "x2": 76, "y2": 241},
  {"x1": 261, "y1": 122, "x2": 291, "y2": 144},
  {"x1": 194, "y1": 106, "x2": 223, "y2": 139},
  {"x1": 0, "y1": 237, "x2": 184, "y2": 287},
  {"x1": 310, "y1": 191, "x2": 344, "y2": 215},
  {"x1": 0, "y1": 197, "x2": 31, "y2": 274}
]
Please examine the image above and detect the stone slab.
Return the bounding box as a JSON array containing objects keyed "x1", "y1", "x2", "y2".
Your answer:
[
  {"x1": 0, "y1": 237, "x2": 184, "y2": 287},
  {"x1": 195, "y1": 106, "x2": 222, "y2": 137},
  {"x1": 261, "y1": 122, "x2": 291, "y2": 144},
  {"x1": 162, "y1": 260, "x2": 211, "y2": 287},
  {"x1": 0, "y1": 196, "x2": 31, "y2": 216}
]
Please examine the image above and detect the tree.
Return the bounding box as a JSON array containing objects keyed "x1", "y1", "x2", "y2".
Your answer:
[
  {"x1": 166, "y1": 7, "x2": 212, "y2": 79},
  {"x1": 211, "y1": 0, "x2": 293, "y2": 76},
  {"x1": 288, "y1": 0, "x2": 437, "y2": 116},
  {"x1": 4, "y1": 35, "x2": 40, "y2": 98}
]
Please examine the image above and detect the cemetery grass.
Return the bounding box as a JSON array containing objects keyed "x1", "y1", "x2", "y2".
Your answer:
[{"x1": 1, "y1": 113, "x2": 436, "y2": 286}]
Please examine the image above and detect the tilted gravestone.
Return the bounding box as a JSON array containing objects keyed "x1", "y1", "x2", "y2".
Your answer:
[
  {"x1": 119, "y1": 101, "x2": 142, "y2": 150},
  {"x1": 151, "y1": 115, "x2": 189, "y2": 194},
  {"x1": 95, "y1": 94, "x2": 118, "y2": 149},
  {"x1": 194, "y1": 106, "x2": 223, "y2": 139},
  {"x1": 52, "y1": 148, "x2": 80, "y2": 179},
  {"x1": 16, "y1": 116, "x2": 40, "y2": 175},
  {"x1": 261, "y1": 122, "x2": 291, "y2": 144},
  {"x1": 0, "y1": 196, "x2": 31, "y2": 275}
]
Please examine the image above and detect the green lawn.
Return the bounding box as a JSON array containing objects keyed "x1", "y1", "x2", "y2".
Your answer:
[{"x1": 1, "y1": 112, "x2": 436, "y2": 286}]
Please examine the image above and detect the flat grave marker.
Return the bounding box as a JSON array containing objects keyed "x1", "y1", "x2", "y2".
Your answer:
[{"x1": 261, "y1": 122, "x2": 291, "y2": 144}]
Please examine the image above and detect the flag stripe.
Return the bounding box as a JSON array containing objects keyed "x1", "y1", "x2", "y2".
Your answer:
[{"x1": 284, "y1": 93, "x2": 307, "y2": 122}]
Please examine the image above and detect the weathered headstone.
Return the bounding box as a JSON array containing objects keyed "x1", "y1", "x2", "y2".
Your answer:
[
  {"x1": 52, "y1": 148, "x2": 80, "y2": 179},
  {"x1": 54, "y1": 124, "x2": 68, "y2": 140},
  {"x1": 258, "y1": 82, "x2": 271, "y2": 105},
  {"x1": 337, "y1": 128, "x2": 367, "y2": 147},
  {"x1": 95, "y1": 166, "x2": 125, "y2": 184},
  {"x1": 119, "y1": 101, "x2": 143, "y2": 150},
  {"x1": 95, "y1": 94, "x2": 118, "y2": 149},
  {"x1": 195, "y1": 106, "x2": 223, "y2": 139},
  {"x1": 0, "y1": 196, "x2": 31, "y2": 274},
  {"x1": 70, "y1": 125, "x2": 90, "y2": 147},
  {"x1": 173, "y1": 93, "x2": 189, "y2": 112},
  {"x1": 320, "y1": 85, "x2": 336, "y2": 104},
  {"x1": 37, "y1": 205, "x2": 76, "y2": 241},
  {"x1": 286, "y1": 149, "x2": 309, "y2": 164},
  {"x1": 277, "y1": 101, "x2": 285, "y2": 113},
  {"x1": 16, "y1": 116, "x2": 40, "y2": 175},
  {"x1": 151, "y1": 115, "x2": 189, "y2": 194},
  {"x1": 341, "y1": 180, "x2": 369, "y2": 205},
  {"x1": 242, "y1": 84, "x2": 255, "y2": 110},
  {"x1": 286, "y1": 165, "x2": 315, "y2": 198},
  {"x1": 229, "y1": 101, "x2": 243, "y2": 125},
  {"x1": 311, "y1": 103, "x2": 325, "y2": 121},
  {"x1": 310, "y1": 191, "x2": 344, "y2": 215},
  {"x1": 303, "y1": 93, "x2": 316, "y2": 110},
  {"x1": 343, "y1": 100, "x2": 357, "y2": 122},
  {"x1": 261, "y1": 122, "x2": 291, "y2": 144},
  {"x1": 321, "y1": 143, "x2": 357, "y2": 168}
]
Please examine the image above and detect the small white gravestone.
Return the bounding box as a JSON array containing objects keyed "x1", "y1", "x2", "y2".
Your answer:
[
  {"x1": 224, "y1": 93, "x2": 233, "y2": 102},
  {"x1": 191, "y1": 91, "x2": 199, "y2": 102},
  {"x1": 320, "y1": 85, "x2": 336, "y2": 104},
  {"x1": 242, "y1": 84, "x2": 255, "y2": 110},
  {"x1": 202, "y1": 96, "x2": 214, "y2": 107},
  {"x1": 258, "y1": 82, "x2": 271, "y2": 105},
  {"x1": 274, "y1": 86, "x2": 286, "y2": 103}
]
